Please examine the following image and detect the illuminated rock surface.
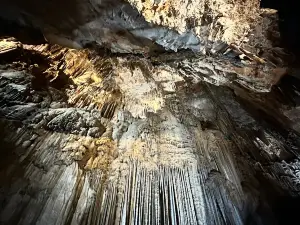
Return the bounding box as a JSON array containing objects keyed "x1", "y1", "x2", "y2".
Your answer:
[{"x1": 0, "y1": 0, "x2": 300, "y2": 224}]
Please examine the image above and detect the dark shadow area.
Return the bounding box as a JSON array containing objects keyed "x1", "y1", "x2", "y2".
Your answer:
[
  {"x1": 0, "y1": 18, "x2": 46, "y2": 45},
  {"x1": 257, "y1": 3, "x2": 300, "y2": 222},
  {"x1": 273, "y1": 196, "x2": 300, "y2": 225},
  {"x1": 0, "y1": 0, "x2": 87, "y2": 32},
  {"x1": 261, "y1": 0, "x2": 300, "y2": 59},
  {"x1": 253, "y1": 171, "x2": 300, "y2": 225}
]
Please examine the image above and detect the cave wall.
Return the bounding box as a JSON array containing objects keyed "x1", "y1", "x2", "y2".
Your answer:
[
  {"x1": 0, "y1": 0, "x2": 300, "y2": 225},
  {"x1": 0, "y1": 35, "x2": 300, "y2": 224}
]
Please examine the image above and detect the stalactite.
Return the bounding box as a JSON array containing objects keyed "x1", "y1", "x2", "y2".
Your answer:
[
  {"x1": 0, "y1": 0, "x2": 300, "y2": 223},
  {"x1": 0, "y1": 35, "x2": 300, "y2": 225}
]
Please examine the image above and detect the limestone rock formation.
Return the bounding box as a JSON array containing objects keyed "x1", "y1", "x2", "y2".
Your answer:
[
  {"x1": 0, "y1": 0, "x2": 279, "y2": 54},
  {"x1": 0, "y1": 0, "x2": 300, "y2": 225}
]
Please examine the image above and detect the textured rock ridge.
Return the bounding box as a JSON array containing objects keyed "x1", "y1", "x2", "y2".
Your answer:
[
  {"x1": 128, "y1": 0, "x2": 260, "y2": 48},
  {"x1": 0, "y1": 0, "x2": 282, "y2": 57},
  {"x1": 0, "y1": 0, "x2": 203, "y2": 53}
]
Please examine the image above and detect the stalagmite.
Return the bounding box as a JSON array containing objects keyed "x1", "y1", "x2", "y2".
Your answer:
[{"x1": 0, "y1": 0, "x2": 300, "y2": 225}]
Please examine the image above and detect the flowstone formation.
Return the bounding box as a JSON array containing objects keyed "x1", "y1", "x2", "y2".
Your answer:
[{"x1": 0, "y1": 0, "x2": 300, "y2": 225}]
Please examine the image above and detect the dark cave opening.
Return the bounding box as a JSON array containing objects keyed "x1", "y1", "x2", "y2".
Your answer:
[{"x1": 261, "y1": 0, "x2": 300, "y2": 58}]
